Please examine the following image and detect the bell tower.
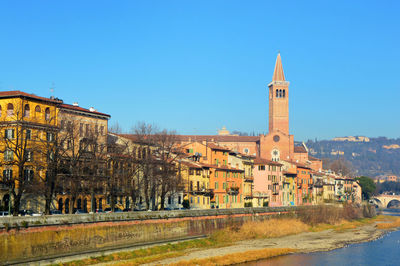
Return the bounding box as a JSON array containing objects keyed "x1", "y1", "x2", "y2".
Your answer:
[{"x1": 268, "y1": 53, "x2": 290, "y2": 135}]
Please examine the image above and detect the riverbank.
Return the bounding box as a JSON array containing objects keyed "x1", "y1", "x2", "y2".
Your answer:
[
  {"x1": 156, "y1": 222, "x2": 385, "y2": 265},
  {"x1": 54, "y1": 205, "x2": 398, "y2": 266}
]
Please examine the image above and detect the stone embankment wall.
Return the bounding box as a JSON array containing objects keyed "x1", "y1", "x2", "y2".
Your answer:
[{"x1": 0, "y1": 207, "x2": 295, "y2": 264}]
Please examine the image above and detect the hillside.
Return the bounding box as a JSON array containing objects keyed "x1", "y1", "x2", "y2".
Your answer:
[{"x1": 305, "y1": 137, "x2": 400, "y2": 177}]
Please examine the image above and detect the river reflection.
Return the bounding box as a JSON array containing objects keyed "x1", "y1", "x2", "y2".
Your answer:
[{"x1": 242, "y1": 209, "x2": 400, "y2": 266}]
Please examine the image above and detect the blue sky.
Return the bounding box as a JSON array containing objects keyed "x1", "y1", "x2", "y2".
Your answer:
[{"x1": 0, "y1": 0, "x2": 399, "y2": 140}]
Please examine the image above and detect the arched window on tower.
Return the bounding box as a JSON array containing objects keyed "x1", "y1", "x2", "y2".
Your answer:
[
  {"x1": 276, "y1": 89, "x2": 279, "y2": 98},
  {"x1": 283, "y1": 90, "x2": 286, "y2": 98},
  {"x1": 280, "y1": 89, "x2": 283, "y2": 98}
]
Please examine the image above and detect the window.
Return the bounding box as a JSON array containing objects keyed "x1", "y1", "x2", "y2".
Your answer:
[
  {"x1": 4, "y1": 129, "x2": 14, "y2": 139},
  {"x1": 215, "y1": 171, "x2": 218, "y2": 177},
  {"x1": 224, "y1": 160, "x2": 227, "y2": 166},
  {"x1": 244, "y1": 148, "x2": 249, "y2": 154},
  {"x1": 25, "y1": 150, "x2": 33, "y2": 162},
  {"x1": 215, "y1": 182, "x2": 219, "y2": 189},
  {"x1": 258, "y1": 165, "x2": 265, "y2": 171},
  {"x1": 4, "y1": 149, "x2": 13, "y2": 161},
  {"x1": 35, "y1": 105, "x2": 41, "y2": 114},
  {"x1": 223, "y1": 182, "x2": 226, "y2": 189},
  {"x1": 85, "y1": 124, "x2": 90, "y2": 136},
  {"x1": 189, "y1": 169, "x2": 194, "y2": 175},
  {"x1": 26, "y1": 129, "x2": 31, "y2": 140},
  {"x1": 46, "y1": 132, "x2": 54, "y2": 142},
  {"x1": 196, "y1": 169, "x2": 201, "y2": 175},
  {"x1": 3, "y1": 169, "x2": 12, "y2": 181},
  {"x1": 45, "y1": 107, "x2": 50, "y2": 121},
  {"x1": 276, "y1": 89, "x2": 279, "y2": 98},
  {"x1": 283, "y1": 90, "x2": 286, "y2": 98},
  {"x1": 24, "y1": 104, "x2": 30, "y2": 117},
  {"x1": 100, "y1": 126, "x2": 104, "y2": 135},
  {"x1": 79, "y1": 123, "x2": 83, "y2": 137},
  {"x1": 95, "y1": 125, "x2": 98, "y2": 135},
  {"x1": 24, "y1": 169, "x2": 34, "y2": 182},
  {"x1": 60, "y1": 120, "x2": 65, "y2": 129},
  {"x1": 7, "y1": 103, "x2": 14, "y2": 116}
]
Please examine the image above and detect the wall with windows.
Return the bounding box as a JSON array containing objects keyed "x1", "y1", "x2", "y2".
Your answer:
[{"x1": 0, "y1": 96, "x2": 59, "y2": 212}]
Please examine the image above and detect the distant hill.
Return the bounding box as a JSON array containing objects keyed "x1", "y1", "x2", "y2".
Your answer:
[{"x1": 305, "y1": 137, "x2": 400, "y2": 177}]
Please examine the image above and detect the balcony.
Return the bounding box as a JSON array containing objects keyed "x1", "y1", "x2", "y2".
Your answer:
[
  {"x1": 227, "y1": 187, "x2": 239, "y2": 195},
  {"x1": 272, "y1": 190, "x2": 279, "y2": 195},
  {"x1": 189, "y1": 188, "x2": 214, "y2": 197},
  {"x1": 244, "y1": 193, "x2": 253, "y2": 199},
  {"x1": 244, "y1": 177, "x2": 254, "y2": 182},
  {"x1": 272, "y1": 181, "x2": 279, "y2": 185}
]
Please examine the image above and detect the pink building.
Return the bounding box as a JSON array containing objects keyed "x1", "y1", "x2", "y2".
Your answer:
[{"x1": 253, "y1": 158, "x2": 283, "y2": 207}]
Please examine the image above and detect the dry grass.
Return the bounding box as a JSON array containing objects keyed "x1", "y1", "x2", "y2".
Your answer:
[
  {"x1": 376, "y1": 216, "x2": 400, "y2": 229},
  {"x1": 210, "y1": 218, "x2": 309, "y2": 243},
  {"x1": 170, "y1": 248, "x2": 296, "y2": 266}
]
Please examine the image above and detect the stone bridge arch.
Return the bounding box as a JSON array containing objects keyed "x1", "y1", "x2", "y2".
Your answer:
[{"x1": 371, "y1": 195, "x2": 400, "y2": 208}]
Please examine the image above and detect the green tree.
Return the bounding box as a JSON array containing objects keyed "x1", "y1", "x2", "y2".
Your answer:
[{"x1": 355, "y1": 176, "x2": 376, "y2": 200}]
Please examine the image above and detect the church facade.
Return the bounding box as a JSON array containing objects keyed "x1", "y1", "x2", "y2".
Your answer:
[{"x1": 177, "y1": 53, "x2": 321, "y2": 171}]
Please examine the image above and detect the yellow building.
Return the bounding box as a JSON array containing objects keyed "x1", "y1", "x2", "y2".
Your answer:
[
  {"x1": 0, "y1": 91, "x2": 110, "y2": 214},
  {"x1": 0, "y1": 91, "x2": 60, "y2": 214},
  {"x1": 180, "y1": 160, "x2": 212, "y2": 209},
  {"x1": 56, "y1": 102, "x2": 110, "y2": 213}
]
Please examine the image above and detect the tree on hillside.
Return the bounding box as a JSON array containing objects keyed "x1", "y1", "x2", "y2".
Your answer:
[
  {"x1": 324, "y1": 158, "x2": 354, "y2": 177},
  {"x1": 355, "y1": 176, "x2": 376, "y2": 200}
]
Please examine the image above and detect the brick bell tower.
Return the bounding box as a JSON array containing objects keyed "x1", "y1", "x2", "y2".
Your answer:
[{"x1": 268, "y1": 53, "x2": 290, "y2": 135}]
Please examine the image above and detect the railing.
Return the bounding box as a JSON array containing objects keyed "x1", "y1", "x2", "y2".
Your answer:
[
  {"x1": 227, "y1": 188, "x2": 239, "y2": 195},
  {"x1": 244, "y1": 177, "x2": 254, "y2": 182},
  {"x1": 188, "y1": 189, "x2": 214, "y2": 196}
]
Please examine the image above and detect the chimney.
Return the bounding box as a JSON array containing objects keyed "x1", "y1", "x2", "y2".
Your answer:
[
  {"x1": 73, "y1": 102, "x2": 79, "y2": 106},
  {"x1": 89, "y1": 107, "x2": 96, "y2": 112}
]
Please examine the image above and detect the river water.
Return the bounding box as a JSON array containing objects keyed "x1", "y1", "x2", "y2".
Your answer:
[{"x1": 244, "y1": 209, "x2": 400, "y2": 266}]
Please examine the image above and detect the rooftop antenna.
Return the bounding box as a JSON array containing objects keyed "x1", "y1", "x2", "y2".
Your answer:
[{"x1": 50, "y1": 82, "x2": 55, "y2": 98}]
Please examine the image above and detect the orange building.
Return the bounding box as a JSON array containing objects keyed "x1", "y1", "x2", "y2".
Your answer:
[{"x1": 180, "y1": 141, "x2": 244, "y2": 208}]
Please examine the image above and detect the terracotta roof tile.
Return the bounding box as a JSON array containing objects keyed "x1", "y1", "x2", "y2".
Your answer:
[
  {"x1": 60, "y1": 104, "x2": 110, "y2": 117},
  {"x1": 175, "y1": 135, "x2": 260, "y2": 143},
  {"x1": 253, "y1": 157, "x2": 282, "y2": 166},
  {"x1": 0, "y1": 90, "x2": 62, "y2": 103},
  {"x1": 294, "y1": 146, "x2": 307, "y2": 153},
  {"x1": 207, "y1": 142, "x2": 231, "y2": 151}
]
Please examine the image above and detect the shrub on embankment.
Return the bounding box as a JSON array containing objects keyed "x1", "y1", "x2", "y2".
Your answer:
[{"x1": 298, "y1": 203, "x2": 376, "y2": 226}]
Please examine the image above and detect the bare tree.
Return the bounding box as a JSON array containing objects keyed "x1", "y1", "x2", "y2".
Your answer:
[
  {"x1": 0, "y1": 101, "x2": 51, "y2": 215},
  {"x1": 132, "y1": 122, "x2": 158, "y2": 210},
  {"x1": 326, "y1": 158, "x2": 354, "y2": 177},
  {"x1": 152, "y1": 130, "x2": 182, "y2": 210}
]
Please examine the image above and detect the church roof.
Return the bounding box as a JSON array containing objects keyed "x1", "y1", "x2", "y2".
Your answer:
[
  {"x1": 175, "y1": 135, "x2": 260, "y2": 143},
  {"x1": 272, "y1": 53, "x2": 285, "y2": 82},
  {"x1": 294, "y1": 146, "x2": 307, "y2": 153}
]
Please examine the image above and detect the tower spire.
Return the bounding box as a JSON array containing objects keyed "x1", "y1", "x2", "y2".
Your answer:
[{"x1": 272, "y1": 53, "x2": 285, "y2": 82}]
